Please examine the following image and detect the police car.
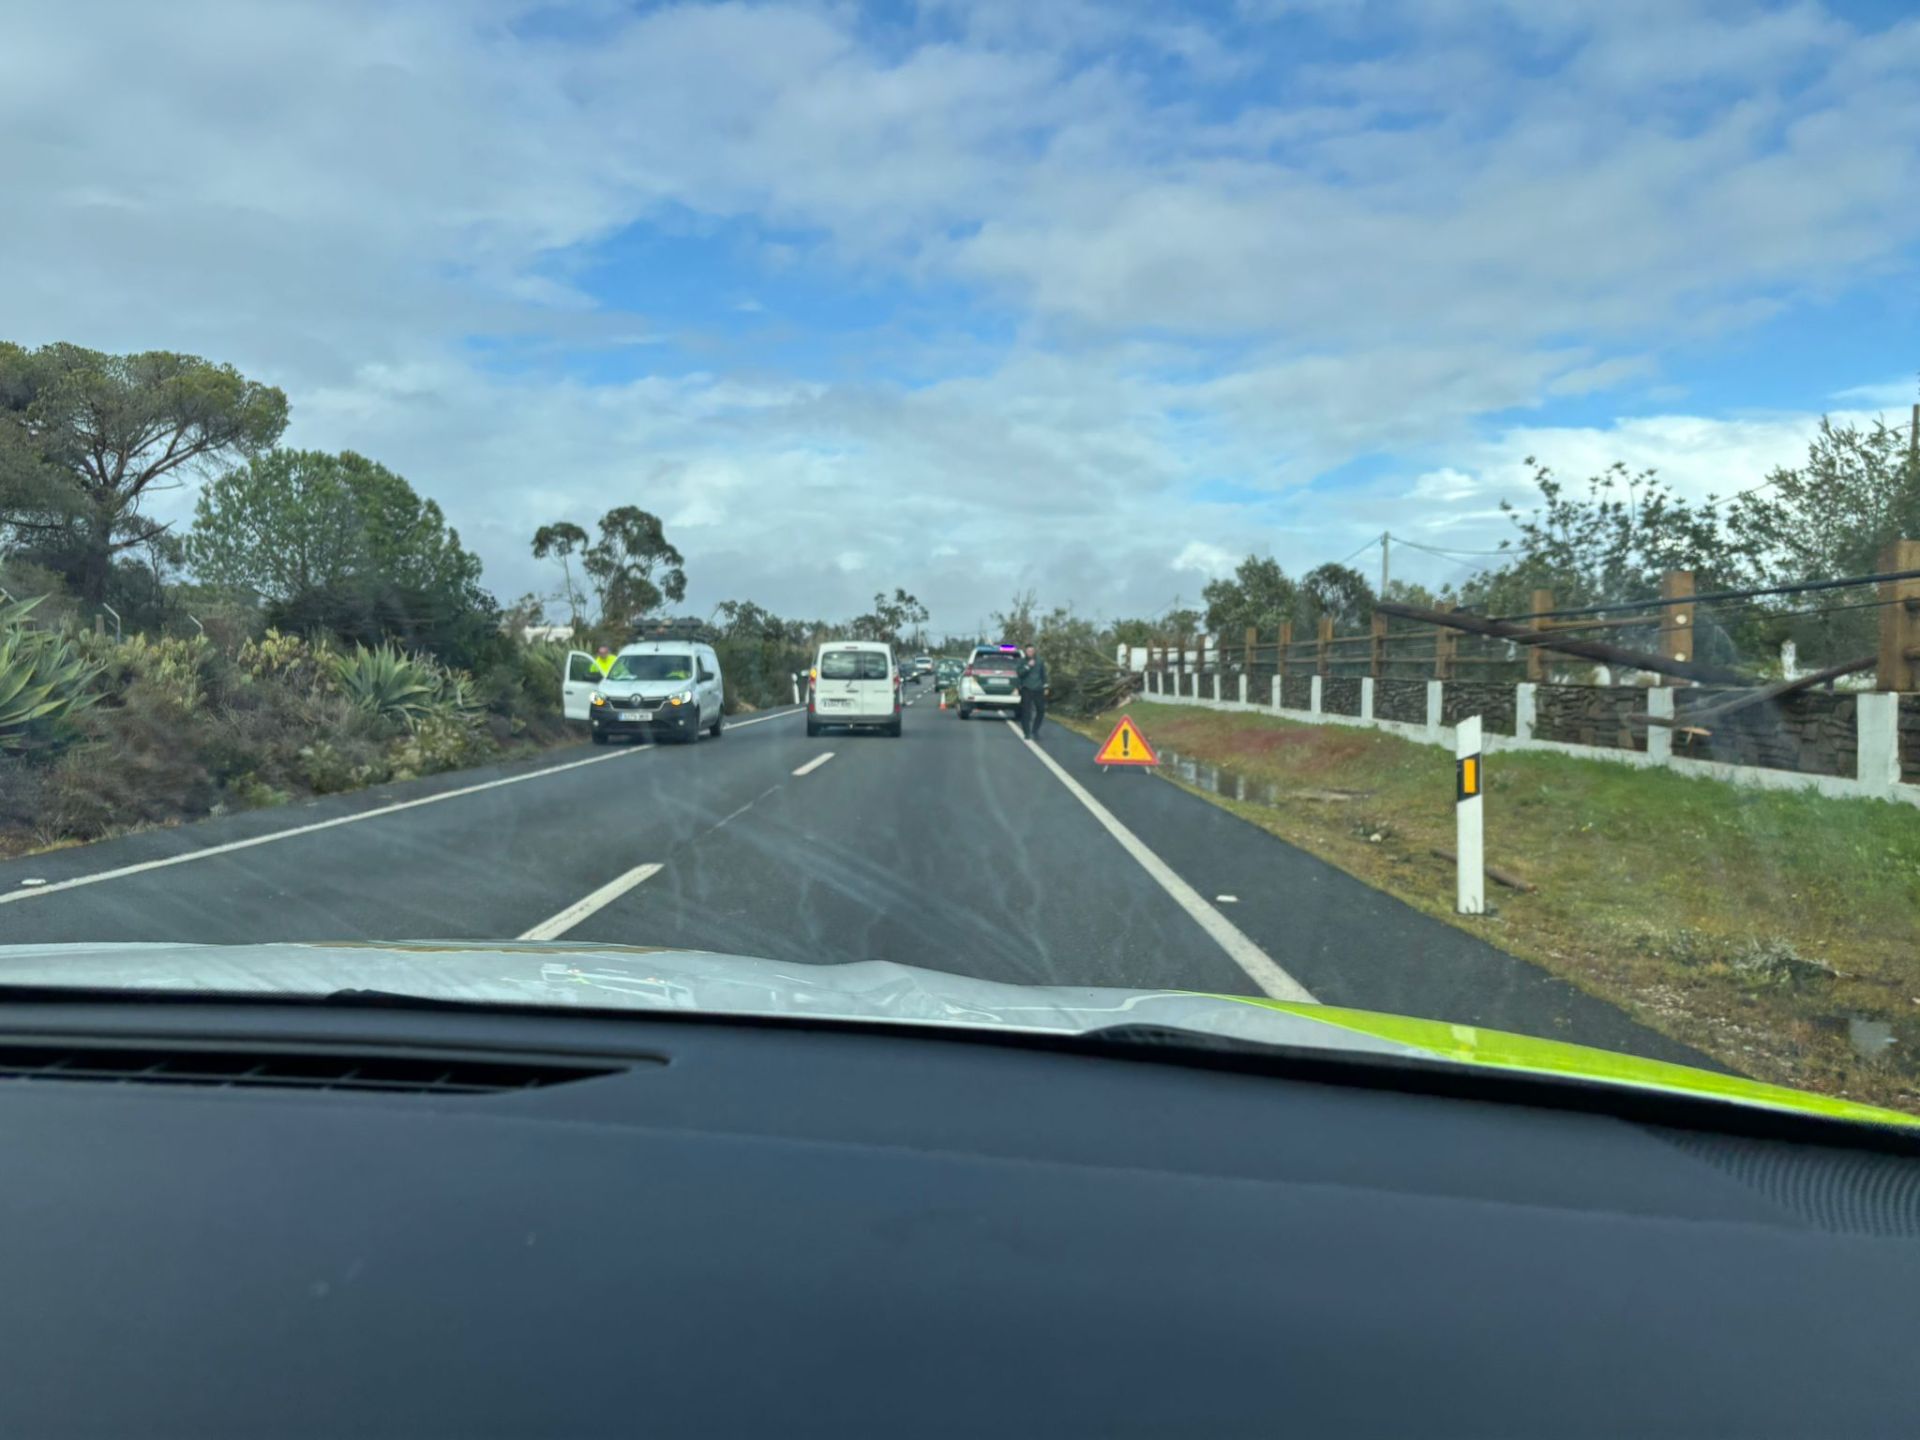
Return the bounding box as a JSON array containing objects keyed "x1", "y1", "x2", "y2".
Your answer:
[{"x1": 956, "y1": 643, "x2": 1023, "y2": 720}]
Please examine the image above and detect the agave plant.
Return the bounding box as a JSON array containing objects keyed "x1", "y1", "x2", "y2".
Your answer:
[
  {"x1": 432, "y1": 666, "x2": 485, "y2": 724},
  {"x1": 329, "y1": 643, "x2": 443, "y2": 729},
  {"x1": 0, "y1": 597, "x2": 105, "y2": 754}
]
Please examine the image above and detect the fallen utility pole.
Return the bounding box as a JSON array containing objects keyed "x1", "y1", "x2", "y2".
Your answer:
[
  {"x1": 1641, "y1": 654, "x2": 1877, "y2": 731},
  {"x1": 1375, "y1": 601, "x2": 1749, "y2": 686}
]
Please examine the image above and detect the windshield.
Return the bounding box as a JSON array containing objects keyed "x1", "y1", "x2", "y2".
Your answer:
[
  {"x1": 820, "y1": 650, "x2": 891, "y2": 680},
  {"x1": 4, "y1": 0, "x2": 1919, "y2": 1131},
  {"x1": 608, "y1": 654, "x2": 693, "y2": 683}
]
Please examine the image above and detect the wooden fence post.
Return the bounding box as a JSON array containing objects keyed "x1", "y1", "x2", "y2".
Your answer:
[
  {"x1": 1278, "y1": 621, "x2": 1292, "y2": 678},
  {"x1": 1370, "y1": 611, "x2": 1387, "y2": 678},
  {"x1": 1434, "y1": 606, "x2": 1456, "y2": 680},
  {"x1": 1525, "y1": 589, "x2": 1554, "y2": 683},
  {"x1": 1317, "y1": 615, "x2": 1333, "y2": 677},
  {"x1": 1659, "y1": 570, "x2": 1695, "y2": 686},
  {"x1": 1877, "y1": 539, "x2": 1920, "y2": 691},
  {"x1": 1245, "y1": 625, "x2": 1258, "y2": 677}
]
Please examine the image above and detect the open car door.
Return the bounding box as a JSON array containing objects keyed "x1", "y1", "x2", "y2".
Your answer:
[{"x1": 563, "y1": 650, "x2": 597, "y2": 722}]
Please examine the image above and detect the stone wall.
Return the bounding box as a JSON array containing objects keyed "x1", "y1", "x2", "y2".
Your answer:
[
  {"x1": 1904, "y1": 696, "x2": 1920, "y2": 785},
  {"x1": 1673, "y1": 686, "x2": 1855, "y2": 777},
  {"x1": 1281, "y1": 675, "x2": 1314, "y2": 711},
  {"x1": 1322, "y1": 676, "x2": 1363, "y2": 717},
  {"x1": 1534, "y1": 685, "x2": 1646, "y2": 751},
  {"x1": 1442, "y1": 681, "x2": 1516, "y2": 737},
  {"x1": 1374, "y1": 677, "x2": 1428, "y2": 725}
]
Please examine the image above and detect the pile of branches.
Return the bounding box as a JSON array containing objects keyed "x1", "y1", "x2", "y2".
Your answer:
[{"x1": 1048, "y1": 642, "x2": 1139, "y2": 717}]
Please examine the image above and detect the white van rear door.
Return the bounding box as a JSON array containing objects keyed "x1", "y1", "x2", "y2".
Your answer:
[
  {"x1": 563, "y1": 650, "x2": 597, "y2": 722},
  {"x1": 815, "y1": 648, "x2": 894, "y2": 719}
]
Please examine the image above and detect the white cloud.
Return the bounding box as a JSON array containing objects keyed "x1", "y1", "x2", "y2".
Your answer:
[
  {"x1": 1173, "y1": 541, "x2": 1238, "y2": 578},
  {"x1": 3, "y1": 0, "x2": 1917, "y2": 631}
]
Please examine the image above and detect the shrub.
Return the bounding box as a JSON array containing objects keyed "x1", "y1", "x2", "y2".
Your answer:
[
  {"x1": 0, "y1": 598, "x2": 105, "y2": 754},
  {"x1": 297, "y1": 738, "x2": 391, "y2": 795},
  {"x1": 236, "y1": 628, "x2": 331, "y2": 693},
  {"x1": 51, "y1": 704, "x2": 218, "y2": 835},
  {"x1": 330, "y1": 643, "x2": 443, "y2": 729},
  {"x1": 386, "y1": 714, "x2": 493, "y2": 781}
]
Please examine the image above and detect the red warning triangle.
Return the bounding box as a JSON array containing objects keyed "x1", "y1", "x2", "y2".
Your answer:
[{"x1": 1093, "y1": 714, "x2": 1159, "y2": 766}]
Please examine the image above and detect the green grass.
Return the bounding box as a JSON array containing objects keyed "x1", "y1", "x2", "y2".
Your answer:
[{"x1": 1070, "y1": 702, "x2": 1920, "y2": 1113}]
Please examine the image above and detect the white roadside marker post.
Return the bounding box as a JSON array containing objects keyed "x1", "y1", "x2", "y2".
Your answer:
[{"x1": 1456, "y1": 714, "x2": 1485, "y2": 916}]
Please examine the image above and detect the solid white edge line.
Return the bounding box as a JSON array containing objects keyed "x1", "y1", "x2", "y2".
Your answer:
[
  {"x1": 792, "y1": 752, "x2": 835, "y2": 777},
  {"x1": 1005, "y1": 721, "x2": 1316, "y2": 1003},
  {"x1": 517, "y1": 862, "x2": 664, "y2": 941},
  {"x1": 1, "y1": 707, "x2": 805, "y2": 907}
]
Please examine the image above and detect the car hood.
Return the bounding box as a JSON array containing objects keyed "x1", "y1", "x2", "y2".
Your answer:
[{"x1": 0, "y1": 941, "x2": 1910, "y2": 1130}]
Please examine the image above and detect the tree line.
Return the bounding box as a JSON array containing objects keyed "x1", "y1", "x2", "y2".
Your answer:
[
  {"x1": 0, "y1": 341, "x2": 939, "y2": 690},
  {"x1": 1190, "y1": 409, "x2": 1920, "y2": 672}
]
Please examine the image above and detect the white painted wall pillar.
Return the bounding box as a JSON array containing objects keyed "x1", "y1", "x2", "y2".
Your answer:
[
  {"x1": 1212, "y1": 673, "x2": 1223, "y2": 703},
  {"x1": 1514, "y1": 683, "x2": 1536, "y2": 743},
  {"x1": 1425, "y1": 680, "x2": 1444, "y2": 739},
  {"x1": 1238, "y1": 674, "x2": 1248, "y2": 705},
  {"x1": 1645, "y1": 687, "x2": 1675, "y2": 764},
  {"x1": 1858, "y1": 693, "x2": 1901, "y2": 794},
  {"x1": 1310, "y1": 676, "x2": 1324, "y2": 714},
  {"x1": 1360, "y1": 677, "x2": 1375, "y2": 722},
  {"x1": 1271, "y1": 675, "x2": 1282, "y2": 710}
]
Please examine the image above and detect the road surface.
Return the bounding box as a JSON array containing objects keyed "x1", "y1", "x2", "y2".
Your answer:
[{"x1": 0, "y1": 682, "x2": 1703, "y2": 1065}]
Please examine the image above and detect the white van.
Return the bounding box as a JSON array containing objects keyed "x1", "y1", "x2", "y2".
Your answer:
[
  {"x1": 806, "y1": 640, "x2": 901, "y2": 738},
  {"x1": 564, "y1": 640, "x2": 725, "y2": 745}
]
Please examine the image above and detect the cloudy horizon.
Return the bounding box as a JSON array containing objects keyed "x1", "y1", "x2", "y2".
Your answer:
[{"x1": 6, "y1": 0, "x2": 1917, "y2": 635}]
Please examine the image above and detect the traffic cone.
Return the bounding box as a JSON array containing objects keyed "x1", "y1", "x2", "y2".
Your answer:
[{"x1": 939, "y1": 691, "x2": 947, "y2": 710}]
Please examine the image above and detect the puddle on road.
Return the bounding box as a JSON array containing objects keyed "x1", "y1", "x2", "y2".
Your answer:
[{"x1": 1156, "y1": 748, "x2": 1369, "y2": 809}]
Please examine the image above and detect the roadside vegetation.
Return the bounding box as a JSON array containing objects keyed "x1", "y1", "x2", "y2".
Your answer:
[
  {"x1": 0, "y1": 340, "x2": 956, "y2": 856},
  {"x1": 1068, "y1": 701, "x2": 1920, "y2": 1114},
  {"x1": 0, "y1": 616, "x2": 573, "y2": 860}
]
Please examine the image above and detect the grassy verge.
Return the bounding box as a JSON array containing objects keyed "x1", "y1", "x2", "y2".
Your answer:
[{"x1": 1065, "y1": 701, "x2": 1920, "y2": 1114}]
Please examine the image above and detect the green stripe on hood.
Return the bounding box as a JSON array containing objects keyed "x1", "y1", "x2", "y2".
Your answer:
[{"x1": 1207, "y1": 996, "x2": 1920, "y2": 1130}]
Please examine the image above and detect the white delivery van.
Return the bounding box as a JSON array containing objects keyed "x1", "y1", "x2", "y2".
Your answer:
[
  {"x1": 564, "y1": 640, "x2": 725, "y2": 745},
  {"x1": 806, "y1": 640, "x2": 901, "y2": 738}
]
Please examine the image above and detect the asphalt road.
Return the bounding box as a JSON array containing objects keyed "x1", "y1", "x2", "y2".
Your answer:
[{"x1": 0, "y1": 680, "x2": 1706, "y2": 1066}]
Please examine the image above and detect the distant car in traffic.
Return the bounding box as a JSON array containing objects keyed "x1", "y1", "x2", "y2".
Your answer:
[
  {"x1": 912, "y1": 655, "x2": 934, "y2": 677},
  {"x1": 935, "y1": 659, "x2": 962, "y2": 690},
  {"x1": 958, "y1": 643, "x2": 1023, "y2": 720}
]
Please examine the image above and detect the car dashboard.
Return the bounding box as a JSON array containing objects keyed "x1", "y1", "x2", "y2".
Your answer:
[{"x1": 0, "y1": 996, "x2": 1915, "y2": 1436}]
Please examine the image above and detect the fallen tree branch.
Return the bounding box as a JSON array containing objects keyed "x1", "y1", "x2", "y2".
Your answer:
[{"x1": 1375, "y1": 601, "x2": 1749, "y2": 685}]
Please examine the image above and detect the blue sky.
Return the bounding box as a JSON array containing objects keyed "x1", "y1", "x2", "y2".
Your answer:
[{"x1": 5, "y1": 0, "x2": 1918, "y2": 632}]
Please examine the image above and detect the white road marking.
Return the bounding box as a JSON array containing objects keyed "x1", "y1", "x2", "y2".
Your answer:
[
  {"x1": 1216, "y1": 894, "x2": 1239, "y2": 903},
  {"x1": 792, "y1": 752, "x2": 835, "y2": 777},
  {"x1": 517, "y1": 862, "x2": 663, "y2": 941},
  {"x1": 1005, "y1": 722, "x2": 1315, "y2": 1003},
  {"x1": 0, "y1": 707, "x2": 805, "y2": 907}
]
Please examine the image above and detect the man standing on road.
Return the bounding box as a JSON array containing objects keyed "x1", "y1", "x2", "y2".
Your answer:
[{"x1": 1015, "y1": 643, "x2": 1049, "y2": 740}]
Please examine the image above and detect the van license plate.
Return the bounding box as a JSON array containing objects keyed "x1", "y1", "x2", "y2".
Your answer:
[{"x1": 625, "y1": 711, "x2": 652, "y2": 722}]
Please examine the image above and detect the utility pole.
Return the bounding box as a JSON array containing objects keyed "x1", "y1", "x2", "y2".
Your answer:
[{"x1": 1380, "y1": 531, "x2": 1391, "y2": 599}]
